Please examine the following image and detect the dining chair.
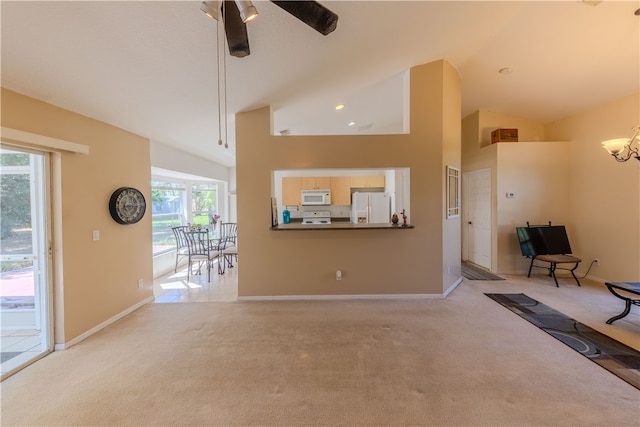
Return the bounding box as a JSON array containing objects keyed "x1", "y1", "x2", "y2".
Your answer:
[
  {"x1": 219, "y1": 222, "x2": 237, "y2": 245},
  {"x1": 171, "y1": 226, "x2": 190, "y2": 273},
  {"x1": 184, "y1": 229, "x2": 221, "y2": 282},
  {"x1": 218, "y1": 223, "x2": 238, "y2": 272},
  {"x1": 221, "y1": 243, "x2": 238, "y2": 273}
]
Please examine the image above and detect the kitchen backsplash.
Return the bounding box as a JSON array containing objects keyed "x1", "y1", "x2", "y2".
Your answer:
[{"x1": 284, "y1": 205, "x2": 351, "y2": 219}]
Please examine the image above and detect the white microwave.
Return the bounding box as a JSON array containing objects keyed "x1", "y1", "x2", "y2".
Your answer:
[{"x1": 301, "y1": 189, "x2": 331, "y2": 206}]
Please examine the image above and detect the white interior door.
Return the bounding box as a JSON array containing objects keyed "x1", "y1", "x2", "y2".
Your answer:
[{"x1": 464, "y1": 169, "x2": 491, "y2": 270}]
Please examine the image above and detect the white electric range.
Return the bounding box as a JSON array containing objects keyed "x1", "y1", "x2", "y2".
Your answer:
[{"x1": 302, "y1": 211, "x2": 332, "y2": 225}]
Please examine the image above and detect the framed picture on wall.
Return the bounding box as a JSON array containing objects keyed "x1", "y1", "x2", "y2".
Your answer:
[
  {"x1": 446, "y1": 166, "x2": 460, "y2": 219},
  {"x1": 271, "y1": 197, "x2": 278, "y2": 227}
]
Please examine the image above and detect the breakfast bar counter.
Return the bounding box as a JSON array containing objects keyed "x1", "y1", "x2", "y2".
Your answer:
[{"x1": 271, "y1": 223, "x2": 414, "y2": 231}]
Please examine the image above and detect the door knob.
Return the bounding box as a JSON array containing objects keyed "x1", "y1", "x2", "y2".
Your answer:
[{"x1": 468, "y1": 221, "x2": 472, "y2": 224}]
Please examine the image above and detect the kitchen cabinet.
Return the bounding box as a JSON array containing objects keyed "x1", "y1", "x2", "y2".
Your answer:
[
  {"x1": 282, "y1": 175, "x2": 384, "y2": 206},
  {"x1": 282, "y1": 177, "x2": 302, "y2": 206},
  {"x1": 350, "y1": 175, "x2": 385, "y2": 188},
  {"x1": 302, "y1": 176, "x2": 331, "y2": 190},
  {"x1": 330, "y1": 176, "x2": 351, "y2": 205}
]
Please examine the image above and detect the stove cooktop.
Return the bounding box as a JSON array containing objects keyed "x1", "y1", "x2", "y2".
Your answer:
[{"x1": 302, "y1": 211, "x2": 331, "y2": 224}]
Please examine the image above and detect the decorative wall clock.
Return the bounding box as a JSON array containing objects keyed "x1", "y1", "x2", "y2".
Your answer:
[{"x1": 109, "y1": 187, "x2": 146, "y2": 225}]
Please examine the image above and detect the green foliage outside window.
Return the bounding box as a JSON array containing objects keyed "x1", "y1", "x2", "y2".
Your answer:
[
  {"x1": 1, "y1": 152, "x2": 32, "y2": 239},
  {"x1": 151, "y1": 180, "x2": 218, "y2": 255}
]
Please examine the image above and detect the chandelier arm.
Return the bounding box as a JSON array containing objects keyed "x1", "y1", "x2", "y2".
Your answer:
[
  {"x1": 607, "y1": 125, "x2": 640, "y2": 162},
  {"x1": 626, "y1": 126, "x2": 640, "y2": 160},
  {"x1": 629, "y1": 126, "x2": 640, "y2": 145}
]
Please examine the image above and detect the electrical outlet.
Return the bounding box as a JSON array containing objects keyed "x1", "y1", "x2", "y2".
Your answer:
[
  {"x1": 137, "y1": 279, "x2": 144, "y2": 288},
  {"x1": 593, "y1": 259, "x2": 600, "y2": 266},
  {"x1": 336, "y1": 270, "x2": 342, "y2": 281}
]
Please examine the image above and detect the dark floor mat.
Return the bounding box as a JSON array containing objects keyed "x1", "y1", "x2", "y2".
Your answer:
[{"x1": 485, "y1": 293, "x2": 640, "y2": 390}]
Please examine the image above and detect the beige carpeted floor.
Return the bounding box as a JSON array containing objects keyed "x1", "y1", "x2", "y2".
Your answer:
[{"x1": 1, "y1": 275, "x2": 639, "y2": 426}]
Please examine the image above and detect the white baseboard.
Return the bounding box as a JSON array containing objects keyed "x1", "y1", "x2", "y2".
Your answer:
[
  {"x1": 54, "y1": 296, "x2": 154, "y2": 350},
  {"x1": 443, "y1": 277, "x2": 463, "y2": 297},
  {"x1": 238, "y1": 293, "x2": 446, "y2": 301}
]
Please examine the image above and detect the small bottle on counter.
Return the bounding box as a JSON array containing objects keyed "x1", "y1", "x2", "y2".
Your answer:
[{"x1": 282, "y1": 208, "x2": 290, "y2": 224}]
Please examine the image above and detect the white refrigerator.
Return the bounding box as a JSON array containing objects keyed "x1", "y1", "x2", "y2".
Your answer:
[{"x1": 351, "y1": 192, "x2": 391, "y2": 224}]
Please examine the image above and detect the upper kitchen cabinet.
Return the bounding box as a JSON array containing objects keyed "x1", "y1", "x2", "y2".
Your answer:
[
  {"x1": 278, "y1": 172, "x2": 393, "y2": 207},
  {"x1": 302, "y1": 177, "x2": 331, "y2": 190},
  {"x1": 282, "y1": 177, "x2": 303, "y2": 206},
  {"x1": 350, "y1": 175, "x2": 385, "y2": 188},
  {"x1": 330, "y1": 176, "x2": 351, "y2": 205}
]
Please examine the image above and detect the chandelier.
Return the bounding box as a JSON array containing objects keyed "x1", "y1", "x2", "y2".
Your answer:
[{"x1": 601, "y1": 125, "x2": 640, "y2": 162}]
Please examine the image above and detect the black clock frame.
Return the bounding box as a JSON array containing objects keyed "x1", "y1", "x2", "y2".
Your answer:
[{"x1": 109, "y1": 187, "x2": 146, "y2": 225}]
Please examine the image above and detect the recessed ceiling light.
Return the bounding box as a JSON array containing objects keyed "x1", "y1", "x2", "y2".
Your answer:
[
  {"x1": 335, "y1": 104, "x2": 345, "y2": 111},
  {"x1": 348, "y1": 122, "x2": 356, "y2": 127},
  {"x1": 498, "y1": 67, "x2": 513, "y2": 75}
]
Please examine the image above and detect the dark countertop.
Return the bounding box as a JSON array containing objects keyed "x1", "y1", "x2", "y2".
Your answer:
[{"x1": 271, "y1": 222, "x2": 414, "y2": 231}]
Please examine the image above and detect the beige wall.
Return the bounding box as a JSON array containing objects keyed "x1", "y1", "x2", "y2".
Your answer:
[
  {"x1": 463, "y1": 94, "x2": 640, "y2": 281},
  {"x1": 461, "y1": 111, "x2": 500, "y2": 272},
  {"x1": 496, "y1": 142, "x2": 571, "y2": 274},
  {"x1": 462, "y1": 111, "x2": 569, "y2": 274},
  {"x1": 150, "y1": 141, "x2": 231, "y2": 183},
  {"x1": 477, "y1": 110, "x2": 545, "y2": 147},
  {"x1": 235, "y1": 60, "x2": 461, "y2": 297},
  {"x1": 441, "y1": 62, "x2": 462, "y2": 288},
  {"x1": 2, "y1": 88, "x2": 153, "y2": 344},
  {"x1": 546, "y1": 93, "x2": 640, "y2": 282}
]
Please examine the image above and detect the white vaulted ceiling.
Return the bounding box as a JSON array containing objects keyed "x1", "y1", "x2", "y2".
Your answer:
[{"x1": 2, "y1": 1, "x2": 639, "y2": 167}]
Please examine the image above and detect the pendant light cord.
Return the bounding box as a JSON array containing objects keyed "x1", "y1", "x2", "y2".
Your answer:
[
  {"x1": 216, "y1": 3, "x2": 223, "y2": 146},
  {"x1": 223, "y1": 33, "x2": 228, "y2": 149}
]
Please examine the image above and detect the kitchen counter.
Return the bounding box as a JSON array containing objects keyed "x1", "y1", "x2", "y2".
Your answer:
[{"x1": 271, "y1": 222, "x2": 414, "y2": 231}]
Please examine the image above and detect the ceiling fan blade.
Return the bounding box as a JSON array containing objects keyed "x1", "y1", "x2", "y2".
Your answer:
[
  {"x1": 222, "y1": 1, "x2": 251, "y2": 58},
  {"x1": 270, "y1": 1, "x2": 338, "y2": 36}
]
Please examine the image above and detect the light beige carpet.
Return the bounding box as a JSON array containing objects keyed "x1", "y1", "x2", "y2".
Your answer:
[{"x1": 1, "y1": 278, "x2": 639, "y2": 426}]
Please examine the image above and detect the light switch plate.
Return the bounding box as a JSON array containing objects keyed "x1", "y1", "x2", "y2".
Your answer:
[{"x1": 92, "y1": 230, "x2": 100, "y2": 241}]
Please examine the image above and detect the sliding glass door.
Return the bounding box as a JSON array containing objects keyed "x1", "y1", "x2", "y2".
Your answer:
[{"x1": 0, "y1": 147, "x2": 52, "y2": 378}]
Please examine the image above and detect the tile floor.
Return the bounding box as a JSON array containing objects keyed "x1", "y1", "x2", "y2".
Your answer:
[
  {"x1": 153, "y1": 258, "x2": 238, "y2": 303},
  {"x1": 1, "y1": 329, "x2": 45, "y2": 376}
]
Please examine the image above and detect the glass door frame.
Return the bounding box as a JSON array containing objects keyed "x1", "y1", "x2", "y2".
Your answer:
[{"x1": 0, "y1": 146, "x2": 54, "y2": 379}]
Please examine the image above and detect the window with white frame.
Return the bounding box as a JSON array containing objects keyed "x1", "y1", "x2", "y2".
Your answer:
[
  {"x1": 191, "y1": 183, "x2": 218, "y2": 229},
  {"x1": 151, "y1": 179, "x2": 219, "y2": 255}
]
